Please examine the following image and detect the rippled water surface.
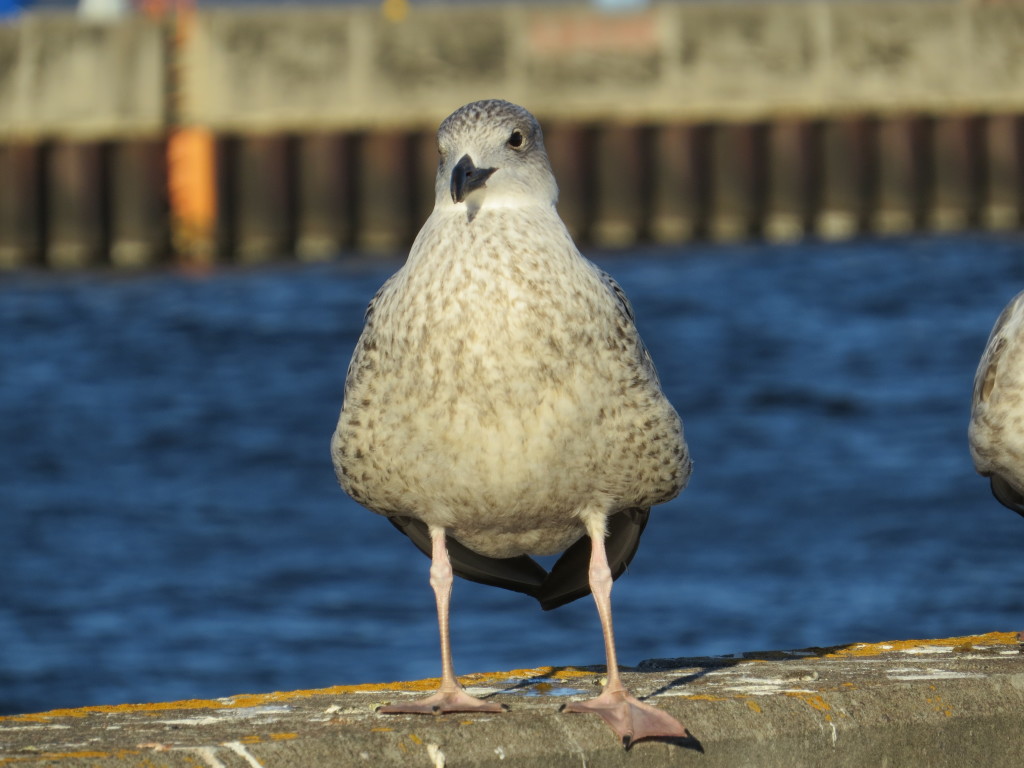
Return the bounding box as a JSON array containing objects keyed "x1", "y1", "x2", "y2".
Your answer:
[{"x1": 3, "y1": 235, "x2": 1024, "y2": 715}]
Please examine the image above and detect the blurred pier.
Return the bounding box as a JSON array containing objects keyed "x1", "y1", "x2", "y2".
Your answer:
[{"x1": 1, "y1": 1, "x2": 1024, "y2": 269}]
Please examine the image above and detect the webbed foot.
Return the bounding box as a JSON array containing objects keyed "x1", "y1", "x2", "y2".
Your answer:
[{"x1": 562, "y1": 688, "x2": 688, "y2": 748}]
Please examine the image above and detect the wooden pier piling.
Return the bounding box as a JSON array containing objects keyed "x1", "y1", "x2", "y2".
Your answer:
[
  {"x1": 355, "y1": 131, "x2": 415, "y2": 254},
  {"x1": 592, "y1": 124, "x2": 647, "y2": 248},
  {"x1": 929, "y1": 117, "x2": 984, "y2": 233},
  {"x1": 817, "y1": 118, "x2": 872, "y2": 241},
  {"x1": 0, "y1": 142, "x2": 43, "y2": 270},
  {"x1": 710, "y1": 123, "x2": 765, "y2": 243},
  {"x1": 109, "y1": 139, "x2": 168, "y2": 268},
  {"x1": 544, "y1": 123, "x2": 592, "y2": 243},
  {"x1": 232, "y1": 135, "x2": 293, "y2": 265},
  {"x1": 46, "y1": 142, "x2": 104, "y2": 270},
  {"x1": 649, "y1": 124, "x2": 707, "y2": 245},
  {"x1": 984, "y1": 116, "x2": 1024, "y2": 232},
  {"x1": 765, "y1": 120, "x2": 817, "y2": 243},
  {"x1": 295, "y1": 133, "x2": 352, "y2": 261}
]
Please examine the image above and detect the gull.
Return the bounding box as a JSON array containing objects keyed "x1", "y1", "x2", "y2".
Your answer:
[
  {"x1": 970, "y1": 289, "x2": 1024, "y2": 516},
  {"x1": 331, "y1": 99, "x2": 692, "y2": 747}
]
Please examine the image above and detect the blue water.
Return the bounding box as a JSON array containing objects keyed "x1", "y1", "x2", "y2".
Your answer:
[{"x1": 3, "y1": 234, "x2": 1024, "y2": 716}]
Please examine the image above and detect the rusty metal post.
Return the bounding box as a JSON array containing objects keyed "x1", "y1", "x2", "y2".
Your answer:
[{"x1": 166, "y1": 3, "x2": 218, "y2": 266}]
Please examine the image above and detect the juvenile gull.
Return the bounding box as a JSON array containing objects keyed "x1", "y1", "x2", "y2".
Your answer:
[
  {"x1": 970, "y1": 289, "x2": 1024, "y2": 515},
  {"x1": 332, "y1": 99, "x2": 691, "y2": 746}
]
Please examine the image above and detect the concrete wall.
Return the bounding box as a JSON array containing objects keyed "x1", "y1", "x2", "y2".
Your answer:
[
  {"x1": 1, "y1": 633, "x2": 1022, "y2": 767},
  {"x1": 2, "y1": 2, "x2": 1024, "y2": 268},
  {"x1": 0, "y1": 14, "x2": 165, "y2": 140},
  {"x1": 179, "y1": 2, "x2": 1024, "y2": 129},
  {"x1": 2, "y1": 1, "x2": 1024, "y2": 139}
]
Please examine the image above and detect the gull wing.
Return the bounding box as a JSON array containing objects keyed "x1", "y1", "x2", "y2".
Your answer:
[
  {"x1": 990, "y1": 475, "x2": 1024, "y2": 518},
  {"x1": 388, "y1": 507, "x2": 650, "y2": 610},
  {"x1": 388, "y1": 516, "x2": 548, "y2": 597},
  {"x1": 534, "y1": 507, "x2": 650, "y2": 611},
  {"x1": 596, "y1": 268, "x2": 661, "y2": 384},
  {"x1": 971, "y1": 291, "x2": 1024, "y2": 410}
]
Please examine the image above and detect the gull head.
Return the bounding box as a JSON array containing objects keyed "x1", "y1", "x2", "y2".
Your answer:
[{"x1": 434, "y1": 99, "x2": 559, "y2": 216}]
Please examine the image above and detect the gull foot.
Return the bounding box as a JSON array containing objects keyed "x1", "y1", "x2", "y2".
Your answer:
[
  {"x1": 378, "y1": 687, "x2": 507, "y2": 715},
  {"x1": 561, "y1": 688, "x2": 689, "y2": 748}
]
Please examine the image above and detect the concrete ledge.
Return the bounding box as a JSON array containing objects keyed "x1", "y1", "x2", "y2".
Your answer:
[
  {"x1": 5, "y1": 1, "x2": 1024, "y2": 138},
  {"x1": 2, "y1": 632, "x2": 1022, "y2": 767}
]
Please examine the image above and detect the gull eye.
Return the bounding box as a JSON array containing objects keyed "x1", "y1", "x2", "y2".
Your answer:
[{"x1": 508, "y1": 129, "x2": 525, "y2": 150}]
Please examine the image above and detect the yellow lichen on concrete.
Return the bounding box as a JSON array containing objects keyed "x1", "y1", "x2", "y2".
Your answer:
[
  {"x1": 0, "y1": 666, "x2": 596, "y2": 723},
  {"x1": 926, "y1": 694, "x2": 954, "y2": 718},
  {"x1": 821, "y1": 632, "x2": 1019, "y2": 659},
  {"x1": 784, "y1": 692, "x2": 831, "y2": 713}
]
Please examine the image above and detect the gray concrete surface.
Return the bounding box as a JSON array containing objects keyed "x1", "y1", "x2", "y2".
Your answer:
[
  {"x1": 2, "y1": 632, "x2": 1022, "y2": 767},
  {"x1": 3, "y1": 2, "x2": 1024, "y2": 138},
  {"x1": 0, "y1": 13, "x2": 165, "y2": 140},
  {"x1": 179, "y1": 2, "x2": 1024, "y2": 131}
]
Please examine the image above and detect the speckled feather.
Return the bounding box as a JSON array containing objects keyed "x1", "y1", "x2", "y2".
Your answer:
[
  {"x1": 332, "y1": 99, "x2": 690, "y2": 560},
  {"x1": 969, "y1": 289, "x2": 1024, "y2": 514}
]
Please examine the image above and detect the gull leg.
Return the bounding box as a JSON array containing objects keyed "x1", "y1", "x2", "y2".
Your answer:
[
  {"x1": 379, "y1": 526, "x2": 506, "y2": 715},
  {"x1": 561, "y1": 514, "x2": 689, "y2": 747}
]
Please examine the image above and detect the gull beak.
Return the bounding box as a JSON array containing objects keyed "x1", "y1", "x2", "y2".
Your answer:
[{"x1": 450, "y1": 154, "x2": 497, "y2": 204}]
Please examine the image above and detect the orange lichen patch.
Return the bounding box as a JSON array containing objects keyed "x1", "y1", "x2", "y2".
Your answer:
[
  {"x1": 463, "y1": 667, "x2": 596, "y2": 683},
  {"x1": 745, "y1": 700, "x2": 763, "y2": 714},
  {"x1": 785, "y1": 692, "x2": 831, "y2": 713},
  {"x1": 0, "y1": 667, "x2": 591, "y2": 723},
  {"x1": 408, "y1": 734, "x2": 423, "y2": 746},
  {"x1": 819, "y1": 632, "x2": 1019, "y2": 659},
  {"x1": 269, "y1": 733, "x2": 298, "y2": 741},
  {"x1": 1, "y1": 699, "x2": 238, "y2": 722},
  {"x1": 926, "y1": 695, "x2": 954, "y2": 718}
]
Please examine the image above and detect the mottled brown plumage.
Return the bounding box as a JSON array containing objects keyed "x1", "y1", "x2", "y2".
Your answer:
[
  {"x1": 970, "y1": 289, "x2": 1024, "y2": 515},
  {"x1": 332, "y1": 100, "x2": 691, "y2": 746}
]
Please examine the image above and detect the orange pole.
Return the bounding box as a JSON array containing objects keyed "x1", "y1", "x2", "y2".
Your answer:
[{"x1": 150, "y1": 0, "x2": 217, "y2": 266}]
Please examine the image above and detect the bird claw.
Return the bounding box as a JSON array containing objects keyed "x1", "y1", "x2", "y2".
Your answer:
[
  {"x1": 561, "y1": 688, "x2": 689, "y2": 748},
  {"x1": 378, "y1": 687, "x2": 507, "y2": 715}
]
